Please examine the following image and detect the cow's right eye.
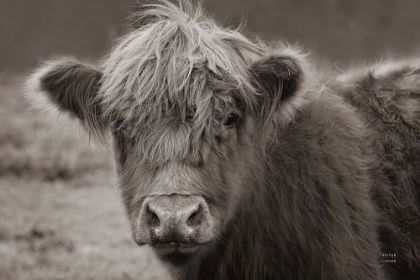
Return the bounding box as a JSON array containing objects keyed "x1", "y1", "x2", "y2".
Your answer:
[{"x1": 114, "y1": 118, "x2": 126, "y2": 130}]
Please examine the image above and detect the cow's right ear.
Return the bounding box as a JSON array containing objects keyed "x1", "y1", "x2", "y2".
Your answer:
[{"x1": 25, "y1": 57, "x2": 107, "y2": 138}]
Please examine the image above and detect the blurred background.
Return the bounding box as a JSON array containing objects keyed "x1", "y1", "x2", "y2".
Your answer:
[
  {"x1": 1, "y1": 0, "x2": 420, "y2": 279},
  {"x1": 2, "y1": 0, "x2": 420, "y2": 71}
]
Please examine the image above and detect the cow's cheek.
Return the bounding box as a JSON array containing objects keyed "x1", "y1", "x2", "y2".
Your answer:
[
  {"x1": 199, "y1": 146, "x2": 243, "y2": 233},
  {"x1": 116, "y1": 161, "x2": 155, "y2": 230}
]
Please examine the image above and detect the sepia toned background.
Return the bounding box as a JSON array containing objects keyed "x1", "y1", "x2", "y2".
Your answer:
[{"x1": 1, "y1": 0, "x2": 420, "y2": 279}]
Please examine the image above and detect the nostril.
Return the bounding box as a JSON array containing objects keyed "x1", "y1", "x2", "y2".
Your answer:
[
  {"x1": 186, "y1": 204, "x2": 203, "y2": 227},
  {"x1": 138, "y1": 196, "x2": 214, "y2": 246},
  {"x1": 147, "y1": 206, "x2": 161, "y2": 227}
]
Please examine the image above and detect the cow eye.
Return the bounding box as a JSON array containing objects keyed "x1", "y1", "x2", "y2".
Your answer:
[
  {"x1": 223, "y1": 113, "x2": 237, "y2": 127},
  {"x1": 114, "y1": 118, "x2": 126, "y2": 130}
]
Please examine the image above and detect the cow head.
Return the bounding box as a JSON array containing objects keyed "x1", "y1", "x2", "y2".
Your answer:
[{"x1": 26, "y1": 0, "x2": 313, "y2": 270}]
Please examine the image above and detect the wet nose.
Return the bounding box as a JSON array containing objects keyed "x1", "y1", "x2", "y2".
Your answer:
[{"x1": 138, "y1": 195, "x2": 213, "y2": 245}]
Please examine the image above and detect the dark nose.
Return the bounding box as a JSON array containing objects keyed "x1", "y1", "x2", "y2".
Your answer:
[{"x1": 138, "y1": 195, "x2": 214, "y2": 245}]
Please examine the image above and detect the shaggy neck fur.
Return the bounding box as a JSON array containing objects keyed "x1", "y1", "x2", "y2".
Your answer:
[{"x1": 168, "y1": 91, "x2": 386, "y2": 280}]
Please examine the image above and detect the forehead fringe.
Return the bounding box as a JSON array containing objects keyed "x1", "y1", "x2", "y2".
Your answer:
[{"x1": 99, "y1": 0, "x2": 264, "y2": 127}]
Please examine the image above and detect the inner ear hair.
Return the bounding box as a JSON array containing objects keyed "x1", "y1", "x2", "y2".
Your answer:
[
  {"x1": 25, "y1": 57, "x2": 107, "y2": 140},
  {"x1": 39, "y1": 58, "x2": 103, "y2": 121},
  {"x1": 251, "y1": 55, "x2": 303, "y2": 102},
  {"x1": 249, "y1": 47, "x2": 318, "y2": 128}
]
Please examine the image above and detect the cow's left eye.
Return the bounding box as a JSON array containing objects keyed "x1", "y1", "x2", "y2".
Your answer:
[{"x1": 223, "y1": 113, "x2": 237, "y2": 127}]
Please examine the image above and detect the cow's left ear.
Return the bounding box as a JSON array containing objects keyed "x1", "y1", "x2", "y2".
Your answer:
[
  {"x1": 250, "y1": 48, "x2": 312, "y2": 127},
  {"x1": 25, "y1": 57, "x2": 108, "y2": 139}
]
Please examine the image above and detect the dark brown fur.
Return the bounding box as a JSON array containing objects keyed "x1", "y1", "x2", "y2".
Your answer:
[{"x1": 337, "y1": 68, "x2": 420, "y2": 279}]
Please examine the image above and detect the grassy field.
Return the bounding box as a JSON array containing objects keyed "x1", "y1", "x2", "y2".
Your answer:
[{"x1": 0, "y1": 73, "x2": 170, "y2": 279}]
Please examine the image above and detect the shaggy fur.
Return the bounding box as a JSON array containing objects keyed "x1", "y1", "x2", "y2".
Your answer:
[{"x1": 25, "y1": 1, "x2": 420, "y2": 279}]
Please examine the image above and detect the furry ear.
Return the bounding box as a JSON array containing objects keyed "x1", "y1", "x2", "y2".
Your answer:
[
  {"x1": 250, "y1": 48, "x2": 312, "y2": 127},
  {"x1": 25, "y1": 57, "x2": 107, "y2": 138}
]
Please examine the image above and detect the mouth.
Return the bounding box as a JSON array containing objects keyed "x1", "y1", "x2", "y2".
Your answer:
[
  {"x1": 152, "y1": 242, "x2": 201, "y2": 254},
  {"x1": 150, "y1": 242, "x2": 205, "y2": 266}
]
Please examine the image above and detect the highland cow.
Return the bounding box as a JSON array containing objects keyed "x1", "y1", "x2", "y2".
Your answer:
[{"x1": 25, "y1": 1, "x2": 420, "y2": 279}]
